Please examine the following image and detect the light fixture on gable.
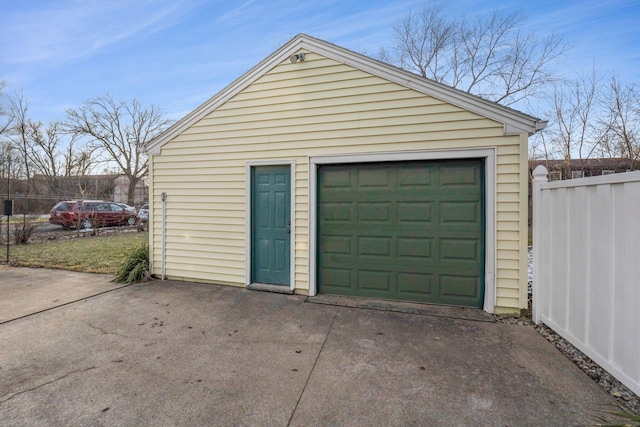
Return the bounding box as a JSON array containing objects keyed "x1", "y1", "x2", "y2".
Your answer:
[{"x1": 289, "y1": 53, "x2": 305, "y2": 63}]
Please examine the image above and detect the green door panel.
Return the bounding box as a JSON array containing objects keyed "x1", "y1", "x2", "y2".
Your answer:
[
  {"x1": 252, "y1": 165, "x2": 291, "y2": 285},
  {"x1": 317, "y1": 159, "x2": 484, "y2": 308}
]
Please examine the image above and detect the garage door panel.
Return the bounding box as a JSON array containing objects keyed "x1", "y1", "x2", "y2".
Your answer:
[
  {"x1": 319, "y1": 267, "x2": 352, "y2": 289},
  {"x1": 397, "y1": 237, "x2": 433, "y2": 259},
  {"x1": 397, "y1": 202, "x2": 433, "y2": 222},
  {"x1": 440, "y1": 166, "x2": 480, "y2": 185},
  {"x1": 398, "y1": 167, "x2": 433, "y2": 187},
  {"x1": 397, "y1": 272, "x2": 435, "y2": 296},
  {"x1": 321, "y1": 202, "x2": 353, "y2": 222},
  {"x1": 440, "y1": 275, "x2": 481, "y2": 299},
  {"x1": 323, "y1": 169, "x2": 353, "y2": 188},
  {"x1": 322, "y1": 234, "x2": 352, "y2": 254},
  {"x1": 357, "y1": 270, "x2": 392, "y2": 292},
  {"x1": 440, "y1": 202, "x2": 481, "y2": 223},
  {"x1": 358, "y1": 168, "x2": 392, "y2": 188},
  {"x1": 358, "y1": 236, "x2": 392, "y2": 256},
  {"x1": 440, "y1": 238, "x2": 480, "y2": 261},
  {"x1": 318, "y1": 159, "x2": 484, "y2": 307},
  {"x1": 357, "y1": 202, "x2": 391, "y2": 222}
]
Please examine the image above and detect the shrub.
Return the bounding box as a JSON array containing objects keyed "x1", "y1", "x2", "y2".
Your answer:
[
  {"x1": 114, "y1": 243, "x2": 149, "y2": 283},
  {"x1": 13, "y1": 216, "x2": 38, "y2": 245}
]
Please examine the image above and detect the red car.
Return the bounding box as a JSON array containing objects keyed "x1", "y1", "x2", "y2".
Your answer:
[{"x1": 49, "y1": 200, "x2": 138, "y2": 230}]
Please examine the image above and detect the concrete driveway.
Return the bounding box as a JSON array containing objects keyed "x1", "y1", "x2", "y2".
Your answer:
[{"x1": 0, "y1": 267, "x2": 614, "y2": 426}]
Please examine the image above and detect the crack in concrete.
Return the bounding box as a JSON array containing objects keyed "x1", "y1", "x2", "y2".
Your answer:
[
  {"x1": 83, "y1": 321, "x2": 118, "y2": 336},
  {"x1": 286, "y1": 305, "x2": 340, "y2": 427},
  {"x1": 0, "y1": 366, "x2": 97, "y2": 405},
  {"x1": 0, "y1": 283, "x2": 136, "y2": 326}
]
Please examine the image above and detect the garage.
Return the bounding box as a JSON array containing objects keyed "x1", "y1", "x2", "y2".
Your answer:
[
  {"x1": 147, "y1": 34, "x2": 546, "y2": 314},
  {"x1": 317, "y1": 159, "x2": 485, "y2": 308}
]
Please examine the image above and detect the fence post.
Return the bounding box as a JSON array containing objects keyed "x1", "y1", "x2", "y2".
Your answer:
[{"x1": 532, "y1": 165, "x2": 548, "y2": 324}]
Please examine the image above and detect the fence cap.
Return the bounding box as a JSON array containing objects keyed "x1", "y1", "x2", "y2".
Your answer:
[{"x1": 533, "y1": 165, "x2": 549, "y2": 182}]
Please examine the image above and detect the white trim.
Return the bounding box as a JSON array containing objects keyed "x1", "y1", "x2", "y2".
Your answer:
[
  {"x1": 161, "y1": 194, "x2": 167, "y2": 280},
  {"x1": 245, "y1": 160, "x2": 296, "y2": 292},
  {"x1": 539, "y1": 170, "x2": 640, "y2": 190},
  {"x1": 145, "y1": 34, "x2": 545, "y2": 155},
  {"x1": 308, "y1": 148, "x2": 497, "y2": 313}
]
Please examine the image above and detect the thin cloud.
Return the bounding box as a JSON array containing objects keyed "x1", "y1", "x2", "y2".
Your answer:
[
  {"x1": 0, "y1": 0, "x2": 196, "y2": 67},
  {"x1": 2, "y1": 0, "x2": 637, "y2": 126},
  {"x1": 214, "y1": 0, "x2": 258, "y2": 24}
]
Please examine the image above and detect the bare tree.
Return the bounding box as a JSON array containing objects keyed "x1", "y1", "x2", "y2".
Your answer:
[
  {"x1": 388, "y1": 5, "x2": 455, "y2": 81},
  {"x1": 600, "y1": 75, "x2": 640, "y2": 169},
  {"x1": 382, "y1": 6, "x2": 568, "y2": 106},
  {"x1": 7, "y1": 90, "x2": 33, "y2": 189},
  {"x1": 0, "y1": 82, "x2": 14, "y2": 182},
  {"x1": 63, "y1": 136, "x2": 99, "y2": 177},
  {"x1": 545, "y1": 68, "x2": 604, "y2": 177},
  {"x1": 0, "y1": 81, "x2": 13, "y2": 140},
  {"x1": 528, "y1": 128, "x2": 552, "y2": 164},
  {"x1": 26, "y1": 121, "x2": 63, "y2": 180},
  {"x1": 65, "y1": 94, "x2": 171, "y2": 206},
  {"x1": 25, "y1": 120, "x2": 98, "y2": 178}
]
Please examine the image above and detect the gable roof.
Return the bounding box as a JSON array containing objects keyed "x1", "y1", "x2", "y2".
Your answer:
[{"x1": 146, "y1": 33, "x2": 547, "y2": 155}]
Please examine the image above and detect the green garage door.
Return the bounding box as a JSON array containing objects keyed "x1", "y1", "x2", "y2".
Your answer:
[{"x1": 317, "y1": 159, "x2": 484, "y2": 308}]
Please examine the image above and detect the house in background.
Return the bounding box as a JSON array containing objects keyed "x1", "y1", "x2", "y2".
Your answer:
[
  {"x1": 529, "y1": 158, "x2": 638, "y2": 181},
  {"x1": 145, "y1": 34, "x2": 546, "y2": 314},
  {"x1": 113, "y1": 175, "x2": 148, "y2": 207},
  {"x1": 526, "y1": 158, "x2": 639, "y2": 221}
]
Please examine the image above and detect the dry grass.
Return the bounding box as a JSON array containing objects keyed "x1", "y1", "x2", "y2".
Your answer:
[{"x1": 9, "y1": 232, "x2": 148, "y2": 274}]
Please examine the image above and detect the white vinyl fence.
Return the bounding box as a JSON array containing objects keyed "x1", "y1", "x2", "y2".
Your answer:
[{"x1": 532, "y1": 166, "x2": 640, "y2": 397}]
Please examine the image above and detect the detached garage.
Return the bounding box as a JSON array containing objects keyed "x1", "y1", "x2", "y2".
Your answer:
[{"x1": 145, "y1": 34, "x2": 545, "y2": 314}]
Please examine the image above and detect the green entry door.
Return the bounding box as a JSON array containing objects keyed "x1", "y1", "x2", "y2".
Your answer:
[
  {"x1": 251, "y1": 165, "x2": 291, "y2": 286},
  {"x1": 317, "y1": 159, "x2": 484, "y2": 308}
]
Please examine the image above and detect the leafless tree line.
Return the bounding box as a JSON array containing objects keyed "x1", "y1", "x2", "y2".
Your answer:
[
  {"x1": 0, "y1": 85, "x2": 170, "y2": 209},
  {"x1": 379, "y1": 5, "x2": 568, "y2": 107},
  {"x1": 0, "y1": 89, "x2": 97, "y2": 185},
  {"x1": 383, "y1": 5, "x2": 639, "y2": 171},
  {"x1": 531, "y1": 71, "x2": 640, "y2": 172}
]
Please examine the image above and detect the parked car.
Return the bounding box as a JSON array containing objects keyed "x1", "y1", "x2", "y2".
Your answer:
[
  {"x1": 49, "y1": 200, "x2": 138, "y2": 229},
  {"x1": 138, "y1": 203, "x2": 149, "y2": 222},
  {"x1": 116, "y1": 203, "x2": 137, "y2": 213}
]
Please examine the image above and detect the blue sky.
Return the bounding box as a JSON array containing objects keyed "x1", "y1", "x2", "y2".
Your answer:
[{"x1": 1, "y1": 0, "x2": 639, "y2": 125}]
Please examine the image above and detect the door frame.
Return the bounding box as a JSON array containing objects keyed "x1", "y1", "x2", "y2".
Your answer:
[
  {"x1": 308, "y1": 148, "x2": 497, "y2": 313},
  {"x1": 245, "y1": 160, "x2": 296, "y2": 292}
]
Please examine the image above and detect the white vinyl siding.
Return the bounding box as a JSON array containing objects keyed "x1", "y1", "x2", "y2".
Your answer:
[{"x1": 150, "y1": 52, "x2": 527, "y2": 313}]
